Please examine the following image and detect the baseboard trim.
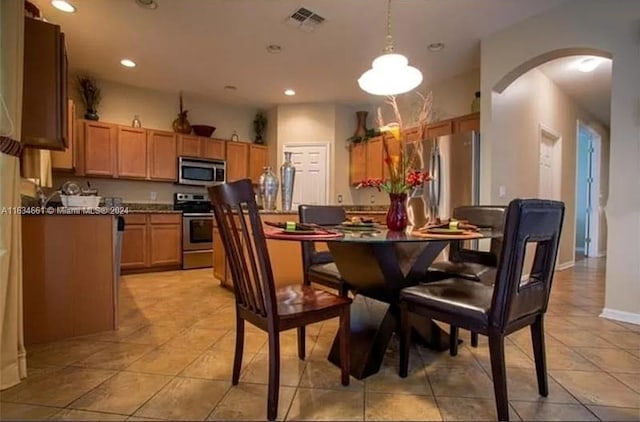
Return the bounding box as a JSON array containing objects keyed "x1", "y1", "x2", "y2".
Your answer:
[
  {"x1": 596, "y1": 250, "x2": 607, "y2": 257},
  {"x1": 555, "y1": 261, "x2": 575, "y2": 271},
  {"x1": 600, "y1": 308, "x2": 640, "y2": 325}
]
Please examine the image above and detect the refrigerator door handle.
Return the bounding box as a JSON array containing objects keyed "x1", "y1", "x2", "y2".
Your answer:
[{"x1": 434, "y1": 149, "x2": 442, "y2": 211}]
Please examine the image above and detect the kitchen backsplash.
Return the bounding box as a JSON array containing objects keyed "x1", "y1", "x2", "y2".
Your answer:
[{"x1": 51, "y1": 174, "x2": 206, "y2": 204}]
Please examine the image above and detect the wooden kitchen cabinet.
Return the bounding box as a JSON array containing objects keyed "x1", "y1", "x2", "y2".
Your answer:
[
  {"x1": 117, "y1": 127, "x2": 147, "y2": 179},
  {"x1": 22, "y1": 215, "x2": 116, "y2": 344},
  {"x1": 121, "y1": 213, "x2": 182, "y2": 273},
  {"x1": 226, "y1": 142, "x2": 249, "y2": 182},
  {"x1": 425, "y1": 120, "x2": 453, "y2": 139},
  {"x1": 149, "y1": 214, "x2": 182, "y2": 267},
  {"x1": 121, "y1": 214, "x2": 148, "y2": 270},
  {"x1": 249, "y1": 144, "x2": 268, "y2": 182},
  {"x1": 349, "y1": 142, "x2": 367, "y2": 185},
  {"x1": 365, "y1": 136, "x2": 384, "y2": 181},
  {"x1": 453, "y1": 112, "x2": 480, "y2": 134},
  {"x1": 51, "y1": 100, "x2": 76, "y2": 171},
  {"x1": 147, "y1": 130, "x2": 177, "y2": 181},
  {"x1": 80, "y1": 121, "x2": 117, "y2": 177},
  {"x1": 178, "y1": 135, "x2": 202, "y2": 157},
  {"x1": 21, "y1": 17, "x2": 67, "y2": 150},
  {"x1": 203, "y1": 139, "x2": 226, "y2": 160}
]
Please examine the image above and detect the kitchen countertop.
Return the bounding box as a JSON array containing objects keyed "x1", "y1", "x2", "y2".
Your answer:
[{"x1": 21, "y1": 197, "x2": 388, "y2": 215}]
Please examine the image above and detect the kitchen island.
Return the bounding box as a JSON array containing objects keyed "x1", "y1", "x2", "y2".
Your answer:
[{"x1": 22, "y1": 214, "x2": 118, "y2": 344}]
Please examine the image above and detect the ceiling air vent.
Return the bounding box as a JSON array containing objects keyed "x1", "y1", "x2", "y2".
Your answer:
[{"x1": 285, "y1": 7, "x2": 326, "y2": 32}]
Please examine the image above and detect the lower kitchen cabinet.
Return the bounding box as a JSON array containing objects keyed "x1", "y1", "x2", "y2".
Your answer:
[
  {"x1": 121, "y1": 215, "x2": 148, "y2": 270},
  {"x1": 121, "y1": 213, "x2": 182, "y2": 273},
  {"x1": 149, "y1": 214, "x2": 182, "y2": 267}
]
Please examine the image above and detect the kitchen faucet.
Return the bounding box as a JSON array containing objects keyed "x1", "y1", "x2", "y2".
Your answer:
[{"x1": 35, "y1": 185, "x2": 59, "y2": 208}]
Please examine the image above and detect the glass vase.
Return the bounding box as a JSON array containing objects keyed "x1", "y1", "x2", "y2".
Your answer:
[
  {"x1": 386, "y1": 193, "x2": 408, "y2": 231},
  {"x1": 259, "y1": 166, "x2": 279, "y2": 211},
  {"x1": 280, "y1": 152, "x2": 296, "y2": 211}
]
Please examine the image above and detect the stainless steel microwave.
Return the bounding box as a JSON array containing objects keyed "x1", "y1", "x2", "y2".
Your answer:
[{"x1": 178, "y1": 157, "x2": 226, "y2": 186}]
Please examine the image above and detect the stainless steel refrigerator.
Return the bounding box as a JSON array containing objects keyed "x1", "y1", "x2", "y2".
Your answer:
[{"x1": 417, "y1": 131, "x2": 481, "y2": 220}]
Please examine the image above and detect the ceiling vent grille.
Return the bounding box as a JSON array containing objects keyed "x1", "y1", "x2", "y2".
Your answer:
[{"x1": 285, "y1": 7, "x2": 326, "y2": 32}]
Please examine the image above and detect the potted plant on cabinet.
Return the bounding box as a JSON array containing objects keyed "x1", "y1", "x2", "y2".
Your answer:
[
  {"x1": 77, "y1": 75, "x2": 101, "y2": 121},
  {"x1": 253, "y1": 111, "x2": 267, "y2": 144}
]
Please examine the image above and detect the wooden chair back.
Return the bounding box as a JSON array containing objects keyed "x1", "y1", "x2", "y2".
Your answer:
[
  {"x1": 298, "y1": 205, "x2": 346, "y2": 285},
  {"x1": 489, "y1": 199, "x2": 565, "y2": 331},
  {"x1": 209, "y1": 179, "x2": 277, "y2": 320},
  {"x1": 450, "y1": 206, "x2": 507, "y2": 267}
]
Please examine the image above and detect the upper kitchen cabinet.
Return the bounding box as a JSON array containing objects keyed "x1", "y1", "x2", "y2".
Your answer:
[
  {"x1": 177, "y1": 135, "x2": 202, "y2": 157},
  {"x1": 349, "y1": 142, "x2": 367, "y2": 185},
  {"x1": 202, "y1": 139, "x2": 226, "y2": 160},
  {"x1": 51, "y1": 100, "x2": 76, "y2": 171},
  {"x1": 178, "y1": 135, "x2": 226, "y2": 161},
  {"x1": 249, "y1": 144, "x2": 268, "y2": 182},
  {"x1": 21, "y1": 17, "x2": 67, "y2": 150},
  {"x1": 452, "y1": 112, "x2": 480, "y2": 134},
  {"x1": 226, "y1": 142, "x2": 249, "y2": 182},
  {"x1": 365, "y1": 136, "x2": 384, "y2": 180},
  {"x1": 77, "y1": 120, "x2": 117, "y2": 177},
  {"x1": 147, "y1": 130, "x2": 177, "y2": 181},
  {"x1": 424, "y1": 120, "x2": 453, "y2": 139},
  {"x1": 117, "y1": 127, "x2": 147, "y2": 179}
]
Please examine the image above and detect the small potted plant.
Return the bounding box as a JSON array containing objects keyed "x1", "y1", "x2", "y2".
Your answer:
[
  {"x1": 77, "y1": 75, "x2": 101, "y2": 120},
  {"x1": 253, "y1": 111, "x2": 267, "y2": 144}
]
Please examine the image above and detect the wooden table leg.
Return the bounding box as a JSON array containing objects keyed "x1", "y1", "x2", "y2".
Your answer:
[{"x1": 328, "y1": 295, "x2": 396, "y2": 380}]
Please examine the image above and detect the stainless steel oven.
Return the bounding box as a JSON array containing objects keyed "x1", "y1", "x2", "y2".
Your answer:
[
  {"x1": 178, "y1": 157, "x2": 226, "y2": 186},
  {"x1": 182, "y1": 213, "x2": 213, "y2": 269},
  {"x1": 174, "y1": 193, "x2": 213, "y2": 269}
]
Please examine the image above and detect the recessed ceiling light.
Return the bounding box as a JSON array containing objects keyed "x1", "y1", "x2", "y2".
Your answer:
[
  {"x1": 120, "y1": 59, "x2": 136, "y2": 68},
  {"x1": 224, "y1": 85, "x2": 238, "y2": 92},
  {"x1": 135, "y1": 0, "x2": 158, "y2": 10},
  {"x1": 427, "y1": 43, "x2": 445, "y2": 52},
  {"x1": 576, "y1": 57, "x2": 603, "y2": 73},
  {"x1": 51, "y1": 0, "x2": 76, "y2": 13},
  {"x1": 267, "y1": 45, "x2": 283, "y2": 54},
  {"x1": 284, "y1": 89, "x2": 296, "y2": 96}
]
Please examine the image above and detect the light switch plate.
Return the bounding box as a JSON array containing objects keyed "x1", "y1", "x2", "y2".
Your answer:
[
  {"x1": 150, "y1": 191, "x2": 158, "y2": 201},
  {"x1": 498, "y1": 186, "x2": 506, "y2": 198}
]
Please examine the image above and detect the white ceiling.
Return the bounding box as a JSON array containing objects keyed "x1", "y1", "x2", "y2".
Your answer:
[
  {"x1": 538, "y1": 56, "x2": 612, "y2": 125},
  {"x1": 34, "y1": 0, "x2": 570, "y2": 107}
]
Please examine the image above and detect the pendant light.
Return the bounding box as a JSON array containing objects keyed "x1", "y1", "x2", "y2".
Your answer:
[{"x1": 358, "y1": 0, "x2": 423, "y2": 96}]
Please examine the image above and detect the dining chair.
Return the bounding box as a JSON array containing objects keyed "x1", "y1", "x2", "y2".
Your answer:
[
  {"x1": 427, "y1": 205, "x2": 506, "y2": 349},
  {"x1": 399, "y1": 199, "x2": 565, "y2": 421},
  {"x1": 298, "y1": 205, "x2": 347, "y2": 293},
  {"x1": 298, "y1": 205, "x2": 348, "y2": 361},
  {"x1": 209, "y1": 179, "x2": 351, "y2": 421},
  {"x1": 428, "y1": 205, "x2": 507, "y2": 283}
]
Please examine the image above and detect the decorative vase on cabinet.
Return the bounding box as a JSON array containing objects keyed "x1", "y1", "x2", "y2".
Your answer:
[
  {"x1": 280, "y1": 151, "x2": 296, "y2": 211},
  {"x1": 354, "y1": 111, "x2": 368, "y2": 138},
  {"x1": 259, "y1": 166, "x2": 279, "y2": 211}
]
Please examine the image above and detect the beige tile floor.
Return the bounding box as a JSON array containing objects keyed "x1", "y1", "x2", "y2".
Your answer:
[{"x1": 2, "y1": 258, "x2": 639, "y2": 421}]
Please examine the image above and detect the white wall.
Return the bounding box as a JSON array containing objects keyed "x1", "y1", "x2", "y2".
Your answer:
[
  {"x1": 70, "y1": 76, "x2": 258, "y2": 141},
  {"x1": 480, "y1": 0, "x2": 640, "y2": 321},
  {"x1": 490, "y1": 67, "x2": 609, "y2": 267}
]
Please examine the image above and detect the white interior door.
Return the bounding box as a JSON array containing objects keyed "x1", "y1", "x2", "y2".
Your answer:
[
  {"x1": 538, "y1": 126, "x2": 562, "y2": 200},
  {"x1": 283, "y1": 144, "x2": 329, "y2": 210}
]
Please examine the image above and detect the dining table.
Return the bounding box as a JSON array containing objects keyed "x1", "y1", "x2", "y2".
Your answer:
[{"x1": 265, "y1": 224, "x2": 496, "y2": 379}]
